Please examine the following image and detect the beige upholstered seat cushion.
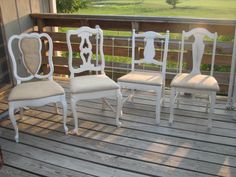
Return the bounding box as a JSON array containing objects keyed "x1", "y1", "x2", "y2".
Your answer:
[
  {"x1": 8, "y1": 80, "x2": 64, "y2": 101},
  {"x1": 171, "y1": 73, "x2": 220, "y2": 91},
  {"x1": 118, "y1": 71, "x2": 163, "y2": 86},
  {"x1": 70, "y1": 74, "x2": 119, "y2": 94}
]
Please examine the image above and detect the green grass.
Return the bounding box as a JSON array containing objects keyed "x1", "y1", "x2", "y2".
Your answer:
[{"x1": 74, "y1": 0, "x2": 236, "y2": 19}]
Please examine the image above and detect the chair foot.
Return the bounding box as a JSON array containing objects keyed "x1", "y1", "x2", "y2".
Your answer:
[
  {"x1": 72, "y1": 128, "x2": 79, "y2": 135},
  {"x1": 207, "y1": 126, "x2": 212, "y2": 132},
  {"x1": 15, "y1": 132, "x2": 19, "y2": 143},
  {"x1": 116, "y1": 121, "x2": 122, "y2": 127},
  {"x1": 169, "y1": 120, "x2": 173, "y2": 126},
  {"x1": 207, "y1": 121, "x2": 212, "y2": 130},
  {"x1": 156, "y1": 118, "x2": 160, "y2": 125},
  {"x1": 64, "y1": 125, "x2": 69, "y2": 134},
  {"x1": 120, "y1": 110, "x2": 123, "y2": 117}
]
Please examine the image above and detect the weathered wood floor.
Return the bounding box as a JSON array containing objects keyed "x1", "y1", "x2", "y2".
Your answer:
[{"x1": 1, "y1": 79, "x2": 236, "y2": 177}]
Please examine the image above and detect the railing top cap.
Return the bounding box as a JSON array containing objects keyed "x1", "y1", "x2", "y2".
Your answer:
[{"x1": 30, "y1": 13, "x2": 236, "y2": 26}]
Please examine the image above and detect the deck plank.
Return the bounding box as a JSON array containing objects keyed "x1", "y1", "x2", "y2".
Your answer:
[
  {"x1": 2, "y1": 151, "x2": 93, "y2": 177},
  {"x1": 0, "y1": 165, "x2": 39, "y2": 177},
  {"x1": 0, "y1": 138, "x2": 148, "y2": 177},
  {"x1": 30, "y1": 104, "x2": 236, "y2": 152},
  {"x1": 1, "y1": 80, "x2": 236, "y2": 177},
  {"x1": 0, "y1": 112, "x2": 235, "y2": 176},
  {"x1": 1, "y1": 114, "x2": 236, "y2": 165},
  {"x1": 0, "y1": 127, "x2": 220, "y2": 177}
]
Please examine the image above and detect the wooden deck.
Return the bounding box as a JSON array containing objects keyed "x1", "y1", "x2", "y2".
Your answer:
[{"x1": 1, "y1": 79, "x2": 236, "y2": 177}]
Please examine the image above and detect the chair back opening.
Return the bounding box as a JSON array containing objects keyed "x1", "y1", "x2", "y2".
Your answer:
[
  {"x1": 66, "y1": 26, "x2": 105, "y2": 78},
  {"x1": 8, "y1": 33, "x2": 54, "y2": 84},
  {"x1": 131, "y1": 29, "x2": 169, "y2": 81},
  {"x1": 179, "y1": 28, "x2": 217, "y2": 76}
]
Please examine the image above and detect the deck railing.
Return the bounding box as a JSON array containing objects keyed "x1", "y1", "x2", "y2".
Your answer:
[{"x1": 30, "y1": 13, "x2": 236, "y2": 98}]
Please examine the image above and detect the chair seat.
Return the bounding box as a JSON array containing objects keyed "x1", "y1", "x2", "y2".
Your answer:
[
  {"x1": 8, "y1": 80, "x2": 65, "y2": 101},
  {"x1": 118, "y1": 71, "x2": 163, "y2": 86},
  {"x1": 171, "y1": 73, "x2": 220, "y2": 91},
  {"x1": 70, "y1": 74, "x2": 119, "y2": 94}
]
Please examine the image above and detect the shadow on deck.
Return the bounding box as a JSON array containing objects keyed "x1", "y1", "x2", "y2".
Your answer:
[{"x1": 0, "y1": 78, "x2": 236, "y2": 177}]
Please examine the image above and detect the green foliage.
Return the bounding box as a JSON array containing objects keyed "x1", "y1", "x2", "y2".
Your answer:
[
  {"x1": 57, "y1": 0, "x2": 89, "y2": 13},
  {"x1": 166, "y1": 0, "x2": 180, "y2": 8}
]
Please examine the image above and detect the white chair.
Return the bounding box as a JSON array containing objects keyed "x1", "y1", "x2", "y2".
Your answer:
[
  {"x1": 169, "y1": 28, "x2": 219, "y2": 128},
  {"x1": 66, "y1": 26, "x2": 122, "y2": 134},
  {"x1": 118, "y1": 29, "x2": 169, "y2": 124},
  {"x1": 8, "y1": 33, "x2": 68, "y2": 142}
]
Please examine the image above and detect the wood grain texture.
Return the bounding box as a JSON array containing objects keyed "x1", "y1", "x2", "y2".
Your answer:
[{"x1": 0, "y1": 80, "x2": 236, "y2": 177}]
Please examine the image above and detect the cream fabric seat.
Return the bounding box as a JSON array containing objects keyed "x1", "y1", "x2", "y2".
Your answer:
[
  {"x1": 118, "y1": 71, "x2": 163, "y2": 86},
  {"x1": 171, "y1": 73, "x2": 219, "y2": 91},
  {"x1": 70, "y1": 74, "x2": 119, "y2": 94},
  {"x1": 8, "y1": 80, "x2": 65, "y2": 101}
]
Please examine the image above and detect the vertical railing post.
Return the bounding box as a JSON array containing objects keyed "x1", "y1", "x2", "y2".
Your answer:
[
  {"x1": 227, "y1": 25, "x2": 236, "y2": 109},
  {"x1": 37, "y1": 18, "x2": 49, "y2": 75}
]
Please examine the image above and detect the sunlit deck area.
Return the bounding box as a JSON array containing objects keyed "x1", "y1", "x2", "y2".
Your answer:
[{"x1": 1, "y1": 78, "x2": 236, "y2": 177}]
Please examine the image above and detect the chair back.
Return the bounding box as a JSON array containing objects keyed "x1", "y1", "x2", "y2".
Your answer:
[
  {"x1": 66, "y1": 26, "x2": 105, "y2": 78},
  {"x1": 8, "y1": 33, "x2": 53, "y2": 84},
  {"x1": 131, "y1": 30, "x2": 169, "y2": 81},
  {"x1": 179, "y1": 28, "x2": 217, "y2": 75}
]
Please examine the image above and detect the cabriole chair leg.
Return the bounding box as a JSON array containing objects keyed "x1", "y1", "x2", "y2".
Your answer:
[
  {"x1": 71, "y1": 97, "x2": 79, "y2": 135},
  {"x1": 116, "y1": 90, "x2": 122, "y2": 127},
  {"x1": 169, "y1": 88, "x2": 176, "y2": 125},
  {"x1": 156, "y1": 87, "x2": 162, "y2": 125},
  {"x1": 61, "y1": 96, "x2": 68, "y2": 134},
  {"x1": 9, "y1": 106, "x2": 19, "y2": 143}
]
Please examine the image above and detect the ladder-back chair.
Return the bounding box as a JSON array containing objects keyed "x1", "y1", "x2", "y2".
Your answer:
[{"x1": 118, "y1": 29, "x2": 169, "y2": 124}]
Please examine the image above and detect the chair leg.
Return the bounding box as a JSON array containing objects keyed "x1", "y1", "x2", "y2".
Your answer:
[
  {"x1": 161, "y1": 86, "x2": 165, "y2": 107},
  {"x1": 102, "y1": 98, "x2": 106, "y2": 111},
  {"x1": 169, "y1": 88, "x2": 176, "y2": 125},
  {"x1": 205, "y1": 102, "x2": 209, "y2": 113},
  {"x1": 205, "y1": 96, "x2": 210, "y2": 113},
  {"x1": 209, "y1": 92, "x2": 216, "y2": 129},
  {"x1": 176, "y1": 99, "x2": 180, "y2": 109},
  {"x1": 116, "y1": 90, "x2": 122, "y2": 127},
  {"x1": 9, "y1": 106, "x2": 19, "y2": 143},
  {"x1": 71, "y1": 97, "x2": 79, "y2": 135},
  {"x1": 156, "y1": 87, "x2": 162, "y2": 125},
  {"x1": 20, "y1": 107, "x2": 29, "y2": 120},
  {"x1": 54, "y1": 103, "x2": 60, "y2": 114},
  {"x1": 19, "y1": 107, "x2": 24, "y2": 120},
  {"x1": 129, "y1": 89, "x2": 135, "y2": 103},
  {"x1": 61, "y1": 95, "x2": 68, "y2": 134}
]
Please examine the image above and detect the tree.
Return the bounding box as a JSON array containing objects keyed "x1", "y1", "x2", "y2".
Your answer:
[
  {"x1": 166, "y1": 0, "x2": 180, "y2": 8},
  {"x1": 57, "y1": 0, "x2": 90, "y2": 13}
]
